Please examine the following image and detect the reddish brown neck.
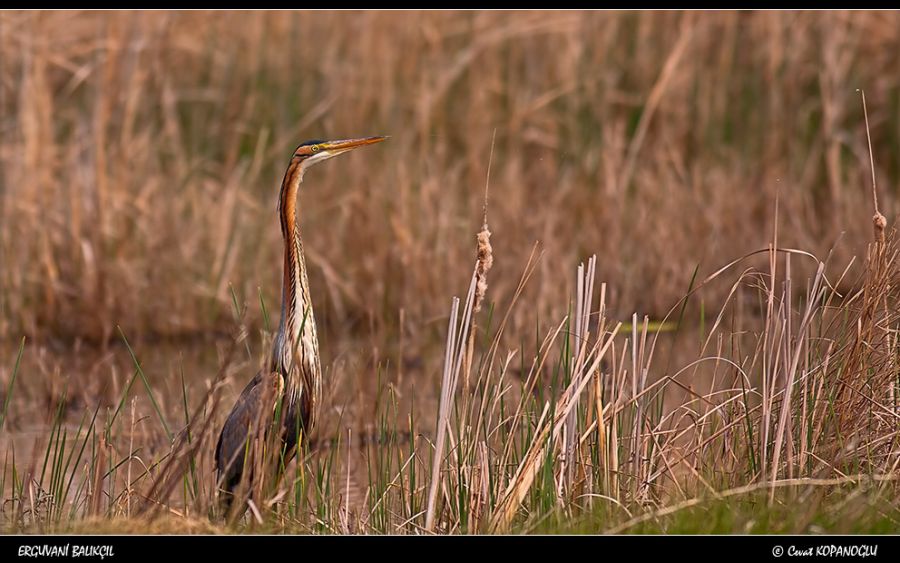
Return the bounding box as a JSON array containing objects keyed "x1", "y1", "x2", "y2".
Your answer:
[{"x1": 274, "y1": 159, "x2": 308, "y2": 371}]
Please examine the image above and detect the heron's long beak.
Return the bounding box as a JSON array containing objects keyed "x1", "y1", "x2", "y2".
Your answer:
[
  {"x1": 321, "y1": 136, "x2": 388, "y2": 152},
  {"x1": 300, "y1": 136, "x2": 388, "y2": 171}
]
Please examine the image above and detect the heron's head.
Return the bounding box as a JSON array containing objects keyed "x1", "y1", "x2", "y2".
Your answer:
[{"x1": 292, "y1": 136, "x2": 388, "y2": 171}]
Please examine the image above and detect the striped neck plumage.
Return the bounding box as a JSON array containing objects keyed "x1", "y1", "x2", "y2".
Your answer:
[{"x1": 272, "y1": 159, "x2": 315, "y2": 375}]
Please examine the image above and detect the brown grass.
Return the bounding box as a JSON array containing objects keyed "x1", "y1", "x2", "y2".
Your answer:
[
  {"x1": 1, "y1": 11, "x2": 899, "y2": 348},
  {"x1": 1, "y1": 10, "x2": 900, "y2": 535}
]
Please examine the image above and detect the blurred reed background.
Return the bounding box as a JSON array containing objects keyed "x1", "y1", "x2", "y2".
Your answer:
[
  {"x1": 3, "y1": 10, "x2": 900, "y2": 534},
  {"x1": 2, "y1": 11, "x2": 898, "y2": 350}
]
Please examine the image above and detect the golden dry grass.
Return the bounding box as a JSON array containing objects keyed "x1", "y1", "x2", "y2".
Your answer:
[
  {"x1": 2, "y1": 11, "x2": 899, "y2": 347},
  {"x1": 2, "y1": 10, "x2": 900, "y2": 535}
]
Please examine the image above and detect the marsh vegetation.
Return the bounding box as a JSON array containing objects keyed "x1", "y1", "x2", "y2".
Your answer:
[{"x1": 1, "y1": 11, "x2": 899, "y2": 533}]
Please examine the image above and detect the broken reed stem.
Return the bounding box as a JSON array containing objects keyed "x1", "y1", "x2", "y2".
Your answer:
[
  {"x1": 425, "y1": 272, "x2": 478, "y2": 532},
  {"x1": 564, "y1": 256, "x2": 596, "y2": 494},
  {"x1": 424, "y1": 296, "x2": 460, "y2": 532},
  {"x1": 489, "y1": 318, "x2": 621, "y2": 533}
]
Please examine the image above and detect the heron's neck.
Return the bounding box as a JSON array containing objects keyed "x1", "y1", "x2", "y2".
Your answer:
[{"x1": 273, "y1": 162, "x2": 318, "y2": 375}]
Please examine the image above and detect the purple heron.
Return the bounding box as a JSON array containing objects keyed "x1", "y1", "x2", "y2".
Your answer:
[{"x1": 215, "y1": 136, "x2": 387, "y2": 508}]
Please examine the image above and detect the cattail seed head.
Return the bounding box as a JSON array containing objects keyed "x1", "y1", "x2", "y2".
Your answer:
[
  {"x1": 873, "y1": 212, "x2": 887, "y2": 243},
  {"x1": 474, "y1": 226, "x2": 493, "y2": 313}
]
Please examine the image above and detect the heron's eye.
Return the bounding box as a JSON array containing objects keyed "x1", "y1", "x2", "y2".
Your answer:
[{"x1": 310, "y1": 145, "x2": 321, "y2": 153}]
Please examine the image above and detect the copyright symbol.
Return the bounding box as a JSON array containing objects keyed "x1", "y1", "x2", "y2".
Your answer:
[{"x1": 772, "y1": 546, "x2": 784, "y2": 557}]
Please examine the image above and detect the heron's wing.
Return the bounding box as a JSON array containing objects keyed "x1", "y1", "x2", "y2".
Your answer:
[{"x1": 215, "y1": 370, "x2": 284, "y2": 492}]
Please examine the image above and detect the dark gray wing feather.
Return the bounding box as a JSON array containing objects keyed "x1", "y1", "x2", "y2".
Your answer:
[{"x1": 215, "y1": 370, "x2": 283, "y2": 496}]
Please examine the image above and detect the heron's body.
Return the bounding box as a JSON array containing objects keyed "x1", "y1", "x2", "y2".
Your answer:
[{"x1": 215, "y1": 136, "x2": 386, "y2": 508}]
